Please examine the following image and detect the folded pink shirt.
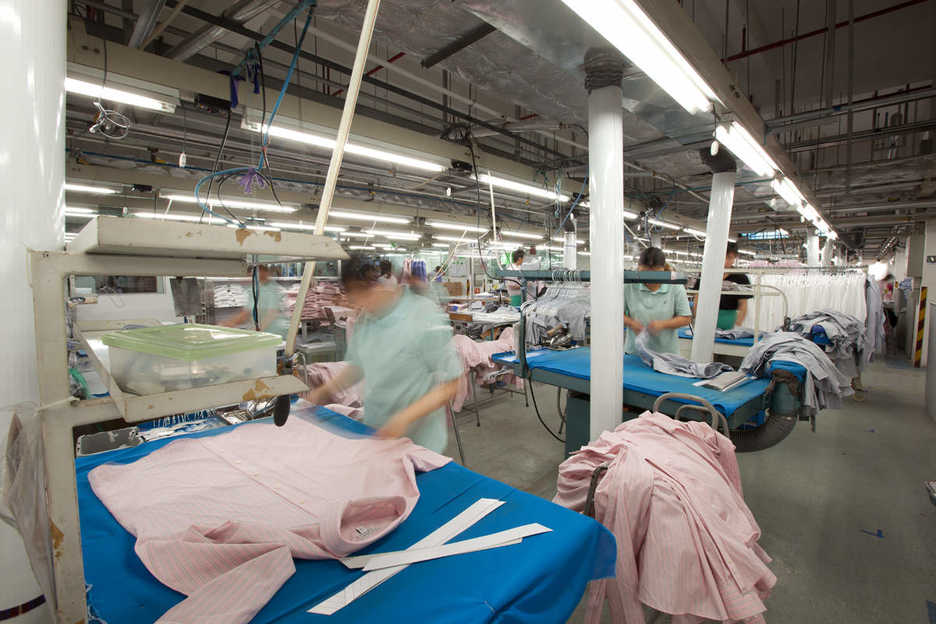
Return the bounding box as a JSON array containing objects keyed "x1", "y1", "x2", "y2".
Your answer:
[{"x1": 90, "y1": 416, "x2": 450, "y2": 624}]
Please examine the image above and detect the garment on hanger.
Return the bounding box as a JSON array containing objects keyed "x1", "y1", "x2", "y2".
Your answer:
[
  {"x1": 749, "y1": 271, "x2": 867, "y2": 330},
  {"x1": 864, "y1": 279, "x2": 885, "y2": 363},
  {"x1": 555, "y1": 412, "x2": 775, "y2": 624},
  {"x1": 89, "y1": 417, "x2": 450, "y2": 624},
  {"x1": 634, "y1": 331, "x2": 733, "y2": 379},
  {"x1": 741, "y1": 332, "x2": 853, "y2": 409},
  {"x1": 521, "y1": 281, "x2": 590, "y2": 345}
]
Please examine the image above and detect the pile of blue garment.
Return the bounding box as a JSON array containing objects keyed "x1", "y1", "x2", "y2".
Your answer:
[
  {"x1": 741, "y1": 332, "x2": 853, "y2": 410},
  {"x1": 786, "y1": 310, "x2": 866, "y2": 377}
]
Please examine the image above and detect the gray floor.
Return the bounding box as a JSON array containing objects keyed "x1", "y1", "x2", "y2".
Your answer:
[{"x1": 444, "y1": 359, "x2": 936, "y2": 623}]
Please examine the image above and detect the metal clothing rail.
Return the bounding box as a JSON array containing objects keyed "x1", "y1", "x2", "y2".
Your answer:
[{"x1": 493, "y1": 269, "x2": 689, "y2": 284}]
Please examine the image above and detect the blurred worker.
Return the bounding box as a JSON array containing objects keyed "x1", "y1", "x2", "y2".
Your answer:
[
  {"x1": 432, "y1": 265, "x2": 444, "y2": 282},
  {"x1": 623, "y1": 247, "x2": 691, "y2": 354},
  {"x1": 222, "y1": 264, "x2": 289, "y2": 338},
  {"x1": 505, "y1": 248, "x2": 527, "y2": 306},
  {"x1": 377, "y1": 259, "x2": 398, "y2": 287},
  {"x1": 307, "y1": 255, "x2": 462, "y2": 453},
  {"x1": 719, "y1": 243, "x2": 752, "y2": 329}
]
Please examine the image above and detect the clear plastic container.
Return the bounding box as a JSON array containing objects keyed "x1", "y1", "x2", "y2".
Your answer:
[{"x1": 102, "y1": 324, "x2": 281, "y2": 395}]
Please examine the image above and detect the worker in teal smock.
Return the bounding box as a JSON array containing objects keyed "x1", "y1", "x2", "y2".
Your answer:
[
  {"x1": 306, "y1": 255, "x2": 463, "y2": 454},
  {"x1": 623, "y1": 247, "x2": 692, "y2": 355},
  {"x1": 223, "y1": 264, "x2": 290, "y2": 339}
]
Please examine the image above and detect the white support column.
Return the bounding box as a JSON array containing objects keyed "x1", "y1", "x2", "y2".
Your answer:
[
  {"x1": 807, "y1": 233, "x2": 821, "y2": 266},
  {"x1": 690, "y1": 170, "x2": 736, "y2": 364},
  {"x1": 563, "y1": 231, "x2": 578, "y2": 270},
  {"x1": 586, "y1": 50, "x2": 625, "y2": 442},
  {"x1": 1, "y1": 0, "x2": 65, "y2": 622},
  {"x1": 822, "y1": 237, "x2": 833, "y2": 266}
]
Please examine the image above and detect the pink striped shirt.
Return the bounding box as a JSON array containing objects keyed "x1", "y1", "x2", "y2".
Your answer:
[
  {"x1": 555, "y1": 412, "x2": 775, "y2": 623},
  {"x1": 89, "y1": 417, "x2": 450, "y2": 624}
]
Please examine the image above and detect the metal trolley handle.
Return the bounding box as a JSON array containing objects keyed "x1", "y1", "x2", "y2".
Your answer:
[{"x1": 652, "y1": 392, "x2": 730, "y2": 437}]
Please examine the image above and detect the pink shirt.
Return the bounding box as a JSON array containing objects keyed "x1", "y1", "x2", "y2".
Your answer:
[
  {"x1": 90, "y1": 416, "x2": 450, "y2": 624},
  {"x1": 555, "y1": 412, "x2": 775, "y2": 624}
]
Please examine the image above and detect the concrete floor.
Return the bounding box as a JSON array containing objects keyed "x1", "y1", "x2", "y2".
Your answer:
[{"x1": 444, "y1": 358, "x2": 936, "y2": 623}]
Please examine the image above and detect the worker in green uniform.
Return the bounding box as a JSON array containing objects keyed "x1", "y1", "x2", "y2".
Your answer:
[
  {"x1": 622, "y1": 247, "x2": 692, "y2": 355},
  {"x1": 306, "y1": 255, "x2": 462, "y2": 454}
]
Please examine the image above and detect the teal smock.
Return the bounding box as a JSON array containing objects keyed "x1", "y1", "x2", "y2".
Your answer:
[
  {"x1": 345, "y1": 288, "x2": 463, "y2": 453},
  {"x1": 244, "y1": 280, "x2": 290, "y2": 339},
  {"x1": 623, "y1": 282, "x2": 691, "y2": 355}
]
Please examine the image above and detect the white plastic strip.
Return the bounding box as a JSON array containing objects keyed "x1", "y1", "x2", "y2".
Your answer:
[
  {"x1": 360, "y1": 523, "x2": 551, "y2": 571},
  {"x1": 310, "y1": 498, "x2": 504, "y2": 615}
]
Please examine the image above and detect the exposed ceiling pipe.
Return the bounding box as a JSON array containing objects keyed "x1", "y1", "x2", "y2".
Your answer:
[
  {"x1": 767, "y1": 85, "x2": 936, "y2": 132},
  {"x1": 141, "y1": 0, "x2": 191, "y2": 49},
  {"x1": 722, "y1": 0, "x2": 927, "y2": 63},
  {"x1": 786, "y1": 119, "x2": 936, "y2": 153},
  {"x1": 470, "y1": 120, "x2": 565, "y2": 138},
  {"x1": 166, "y1": 0, "x2": 282, "y2": 61},
  {"x1": 127, "y1": 0, "x2": 166, "y2": 48},
  {"x1": 421, "y1": 22, "x2": 496, "y2": 69}
]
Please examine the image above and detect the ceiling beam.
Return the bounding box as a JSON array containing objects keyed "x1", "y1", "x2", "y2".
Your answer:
[{"x1": 127, "y1": 0, "x2": 166, "y2": 49}]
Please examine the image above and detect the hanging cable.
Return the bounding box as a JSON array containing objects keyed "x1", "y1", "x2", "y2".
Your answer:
[{"x1": 527, "y1": 373, "x2": 564, "y2": 443}]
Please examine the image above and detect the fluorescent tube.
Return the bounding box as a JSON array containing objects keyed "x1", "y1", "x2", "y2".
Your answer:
[
  {"x1": 647, "y1": 218, "x2": 681, "y2": 230},
  {"x1": 682, "y1": 227, "x2": 707, "y2": 237},
  {"x1": 500, "y1": 230, "x2": 543, "y2": 240},
  {"x1": 427, "y1": 221, "x2": 488, "y2": 233},
  {"x1": 65, "y1": 77, "x2": 176, "y2": 113},
  {"x1": 560, "y1": 0, "x2": 717, "y2": 114},
  {"x1": 161, "y1": 193, "x2": 297, "y2": 213},
  {"x1": 65, "y1": 183, "x2": 117, "y2": 195},
  {"x1": 434, "y1": 235, "x2": 473, "y2": 243},
  {"x1": 269, "y1": 222, "x2": 346, "y2": 232},
  {"x1": 771, "y1": 178, "x2": 804, "y2": 207},
  {"x1": 328, "y1": 209, "x2": 410, "y2": 224},
  {"x1": 477, "y1": 174, "x2": 570, "y2": 202},
  {"x1": 551, "y1": 236, "x2": 584, "y2": 244},
  {"x1": 714, "y1": 122, "x2": 778, "y2": 177}
]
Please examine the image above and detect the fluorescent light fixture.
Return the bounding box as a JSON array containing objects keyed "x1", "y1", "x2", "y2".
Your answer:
[
  {"x1": 348, "y1": 245, "x2": 376, "y2": 250},
  {"x1": 432, "y1": 242, "x2": 451, "y2": 248},
  {"x1": 64, "y1": 77, "x2": 177, "y2": 113},
  {"x1": 801, "y1": 203, "x2": 820, "y2": 222},
  {"x1": 682, "y1": 227, "x2": 707, "y2": 237},
  {"x1": 434, "y1": 235, "x2": 473, "y2": 243},
  {"x1": 366, "y1": 229, "x2": 421, "y2": 240},
  {"x1": 647, "y1": 218, "x2": 681, "y2": 230},
  {"x1": 560, "y1": 0, "x2": 717, "y2": 114},
  {"x1": 477, "y1": 174, "x2": 570, "y2": 202},
  {"x1": 551, "y1": 236, "x2": 584, "y2": 244},
  {"x1": 728, "y1": 237, "x2": 737, "y2": 243},
  {"x1": 373, "y1": 243, "x2": 394, "y2": 249},
  {"x1": 341, "y1": 232, "x2": 376, "y2": 239},
  {"x1": 269, "y1": 222, "x2": 346, "y2": 232},
  {"x1": 134, "y1": 212, "x2": 224, "y2": 224},
  {"x1": 714, "y1": 122, "x2": 778, "y2": 177},
  {"x1": 738, "y1": 249, "x2": 757, "y2": 256},
  {"x1": 771, "y1": 177, "x2": 804, "y2": 207},
  {"x1": 427, "y1": 220, "x2": 488, "y2": 233},
  {"x1": 65, "y1": 183, "x2": 117, "y2": 195},
  {"x1": 579, "y1": 200, "x2": 641, "y2": 220},
  {"x1": 233, "y1": 224, "x2": 280, "y2": 232},
  {"x1": 64, "y1": 206, "x2": 97, "y2": 215},
  {"x1": 500, "y1": 230, "x2": 543, "y2": 240},
  {"x1": 242, "y1": 116, "x2": 445, "y2": 173},
  {"x1": 578, "y1": 251, "x2": 591, "y2": 256},
  {"x1": 828, "y1": 230, "x2": 838, "y2": 240},
  {"x1": 161, "y1": 193, "x2": 297, "y2": 213},
  {"x1": 488, "y1": 241, "x2": 527, "y2": 250},
  {"x1": 328, "y1": 209, "x2": 410, "y2": 224}
]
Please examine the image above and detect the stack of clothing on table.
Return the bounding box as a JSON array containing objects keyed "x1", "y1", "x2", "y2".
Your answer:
[
  {"x1": 716, "y1": 326, "x2": 755, "y2": 340},
  {"x1": 786, "y1": 310, "x2": 866, "y2": 378},
  {"x1": 296, "y1": 361, "x2": 364, "y2": 419},
  {"x1": 286, "y1": 281, "x2": 348, "y2": 326},
  {"x1": 213, "y1": 283, "x2": 248, "y2": 308},
  {"x1": 741, "y1": 332, "x2": 852, "y2": 410},
  {"x1": 555, "y1": 412, "x2": 776, "y2": 624},
  {"x1": 451, "y1": 327, "x2": 520, "y2": 411}
]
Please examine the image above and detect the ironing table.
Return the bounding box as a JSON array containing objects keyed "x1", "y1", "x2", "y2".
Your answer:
[
  {"x1": 75, "y1": 405, "x2": 616, "y2": 624},
  {"x1": 677, "y1": 327, "x2": 756, "y2": 357},
  {"x1": 493, "y1": 347, "x2": 807, "y2": 455}
]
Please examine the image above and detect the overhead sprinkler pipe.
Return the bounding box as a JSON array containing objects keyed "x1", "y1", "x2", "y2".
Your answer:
[{"x1": 285, "y1": 0, "x2": 382, "y2": 357}]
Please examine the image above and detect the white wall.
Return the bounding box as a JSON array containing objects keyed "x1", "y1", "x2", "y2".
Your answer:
[{"x1": 0, "y1": 0, "x2": 66, "y2": 621}]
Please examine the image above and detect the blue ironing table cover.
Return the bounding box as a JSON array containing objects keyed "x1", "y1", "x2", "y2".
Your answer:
[
  {"x1": 76, "y1": 406, "x2": 616, "y2": 624},
  {"x1": 677, "y1": 327, "x2": 754, "y2": 346},
  {"x1": 493, "y1": 348, "x2": 807, "y2": 414}
]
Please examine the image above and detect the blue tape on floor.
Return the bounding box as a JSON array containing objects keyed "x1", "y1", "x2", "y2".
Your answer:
[{"x1": 859, "y1": 528, "x2": 884, "y2": 538}]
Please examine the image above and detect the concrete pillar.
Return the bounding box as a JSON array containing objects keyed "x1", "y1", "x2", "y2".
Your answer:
[
  {"x1": 806, "y1": 233, "x2": 820, "y2": 266},
  {"x1": 0, "y1": 0, "x2": 66, "y2": 621},
  {"x1": 822, "y1": 237, "x2": 833, "y2": 266},
  {"x1": 585, "y1": 49, "x2": 625, "y2": 441},
  {"x1": 691, "y1": 170, "x2": 736, "y2": 363},
  {"x1": 563, "y1": 231, "x2": 578, "y2": 270}
]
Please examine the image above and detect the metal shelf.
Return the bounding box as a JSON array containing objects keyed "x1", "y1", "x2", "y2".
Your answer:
[
  {"x1": 70, "y1": 216, "x2": 348, "y2": 263},
  {"x1": 76, "y1": 327, "x2": 308, "y2": 423}
]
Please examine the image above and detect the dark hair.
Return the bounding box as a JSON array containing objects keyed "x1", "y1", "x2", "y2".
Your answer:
[
  {"x1": 511, "y1": 248, "x2": 526, "y2": 263},
  {"x1": 379, "y1": 260, "x2": 392, "y2": 275},
  {"x1": 638, "y1": 246, "x2": 666, "y2": 269},
  {"x1": 340, "y1": 254, "x2": 378, "y2": 288},
  {"x1": 726, "y1": 242, "x2": 740, "y2": 257}
]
